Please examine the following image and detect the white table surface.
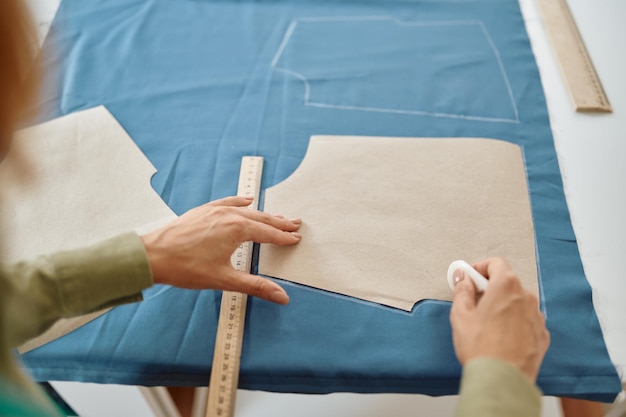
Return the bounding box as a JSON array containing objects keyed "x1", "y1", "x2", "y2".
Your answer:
[{"x1": 27, "y1": 0, "x2": 626, "y2": 415}]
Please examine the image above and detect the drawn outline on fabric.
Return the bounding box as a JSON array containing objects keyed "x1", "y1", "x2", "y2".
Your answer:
[{"x1": 271, "y1": 16, "x2": 520, "y2": 124}]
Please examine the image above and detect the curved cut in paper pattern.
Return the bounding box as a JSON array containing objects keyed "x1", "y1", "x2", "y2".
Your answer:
[
  {"x1": 272, "y1": 16, "x2": 519, "y2": 123},
  {"x1": 259, "y1": 136, "x2": 538, "y2": 311}
]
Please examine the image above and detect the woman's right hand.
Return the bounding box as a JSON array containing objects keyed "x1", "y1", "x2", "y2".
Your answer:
[
  {"x1": 141, "y1": 196, "x2": 301, "y2": 304},
  {"x1": 449, "y1": 257, "x2": 550, "y2": 381}
]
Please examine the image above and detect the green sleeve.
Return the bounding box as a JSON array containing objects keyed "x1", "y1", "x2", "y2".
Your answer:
[
  {"x1": 1, "y1": 232, "x2": 153, "y2": 349},
  {"x1": 455, "y1": 358, "x2": 542, "y2": 417}
]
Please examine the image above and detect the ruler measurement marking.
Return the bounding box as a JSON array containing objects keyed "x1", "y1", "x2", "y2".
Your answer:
[
  {"x1": 538, "y1": 0, "x2": 611, "y2": 112},
  {"x1": 557, "y1": 0, "x2": 608, "y2": 109},
  {"x1": 206, "y1": 157, "x2": 263, "y2": 417}
]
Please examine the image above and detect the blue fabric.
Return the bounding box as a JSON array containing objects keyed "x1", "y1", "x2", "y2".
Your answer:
[{"x1": 22, "y1": 0, "x2": 620, "y2": 401}]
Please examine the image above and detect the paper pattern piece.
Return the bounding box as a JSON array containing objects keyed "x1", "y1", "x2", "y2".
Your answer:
[
  {"x1": 259, "y1": 136, "x2": 538, "y2": 311},
  {"x1": 0, "y1": 106, "x2": 177, "y2": 353}
]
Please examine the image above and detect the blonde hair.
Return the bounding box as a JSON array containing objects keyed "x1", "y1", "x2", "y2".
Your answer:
[{"x1": 0, "y1": 0, "x2": 40, "y2": 145}]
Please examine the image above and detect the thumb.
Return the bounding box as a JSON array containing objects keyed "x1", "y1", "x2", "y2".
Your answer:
[
  {"x1": 452, "y1": 271, "x2": 477, "y2": 312},
  {"x1": 226, "y1": 271, "x2": 290, "y2": 305}
]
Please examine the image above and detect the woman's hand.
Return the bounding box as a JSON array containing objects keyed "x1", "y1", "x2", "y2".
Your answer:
[
  {"x1": 140, "y1": 196, "x2": 301, "y2": 304},
  {"x1": 450, "y1": 257, "x2": 550, "y2": 381}
]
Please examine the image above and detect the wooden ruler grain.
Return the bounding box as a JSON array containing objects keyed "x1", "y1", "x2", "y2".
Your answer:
[
  {"x1": 206, "y1": 156, "x2": 264, "y2": 417},
  {"x1": 537, "y1": 0, "x2": 611, "y2": 112}
]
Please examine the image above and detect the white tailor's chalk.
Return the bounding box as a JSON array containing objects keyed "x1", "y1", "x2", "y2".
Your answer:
[{"x1": 447, "y1": 260, "x2": 489, "y2": 292}]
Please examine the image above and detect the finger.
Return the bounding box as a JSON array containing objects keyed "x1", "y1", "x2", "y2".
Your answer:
[
  {"x1": 472, "y1": 257, "x2": 510, "y2": 279},
  {"x1": 182, "y1": 197, "x2": 254, "y2": 221},
  {"x1": 451, "y1": 273, "x2": 477, "y2": 313},
  {"x1": 226, "y1": 271, "x2": 290, "y2": 304},
  {"x1": 238, "y1": 209, "x2": 301, "y2": 232},
  {"x1": 242, "y1": 220, "x2": 302, "y2": 245},
  {"x1": 472, "y1": 257, "x2": 521, "y2": 290},
  {"x1": 207, "y1": 196, "x2": 254, "y2": 208}
]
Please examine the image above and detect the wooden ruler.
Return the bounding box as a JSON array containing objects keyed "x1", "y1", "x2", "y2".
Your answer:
[
  {"x1": 537, "y1": 0, "x2": 611, "y2": 112},
  {"x1": 206, "y1": 156, "x2": 264, "y2": 417}
]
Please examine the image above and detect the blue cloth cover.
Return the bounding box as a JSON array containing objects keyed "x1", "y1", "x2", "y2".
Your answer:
[{"x1": 22, "y1": 0, "x2": 620, "y2": 401}]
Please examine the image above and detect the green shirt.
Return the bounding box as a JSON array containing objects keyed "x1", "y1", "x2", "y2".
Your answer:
[
  {"x1": 0, "y1": 233, "x2": 152, "y2": 417},
  {"x1": 456, "y1": 357, "x2": 542, "y2": 417},
  {"x1": 0, "y1": 233, "x2": 541, "y2": 416}
]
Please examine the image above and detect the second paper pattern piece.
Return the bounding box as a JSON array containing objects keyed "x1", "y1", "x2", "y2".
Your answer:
[{"x1": 259, "y1": 136, "x2": 538, "y2": 311}]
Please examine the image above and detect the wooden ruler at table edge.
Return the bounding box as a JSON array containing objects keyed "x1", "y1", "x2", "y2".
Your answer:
[
  {"x1": 536, "y1": 0, "x2": 611, "y2": 112},
  {"x1": 206, "y1": 156, "x2": 263, "y2": 417}
]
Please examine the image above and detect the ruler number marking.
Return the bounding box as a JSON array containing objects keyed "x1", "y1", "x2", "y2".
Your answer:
[
  {"x1": 539, "y1": 0, "x2": 611, "y2": 111},
  {"x1": 206, "y1": 157, "x2": 263, "y2": 417}
]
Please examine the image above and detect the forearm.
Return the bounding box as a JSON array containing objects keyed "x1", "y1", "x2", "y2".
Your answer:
[
  {"x1": 1, "y1": 232, "x2": 153, "y2": 348},
  {"x1": 455, "y1": 357, "x2": 542, "y2": 417}
]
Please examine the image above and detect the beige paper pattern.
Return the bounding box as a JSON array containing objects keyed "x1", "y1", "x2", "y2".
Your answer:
[
  {"x1": 0, "y1": 106, "x2": 177, "y2": 353},
  {"x1": 259, "y1": 136, "x2": 538, "y2": 311}
]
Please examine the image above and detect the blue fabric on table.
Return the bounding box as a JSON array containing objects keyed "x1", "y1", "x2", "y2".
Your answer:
[{"x1": 22, "y1": 0, "x2": 620, "y2": 401}]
